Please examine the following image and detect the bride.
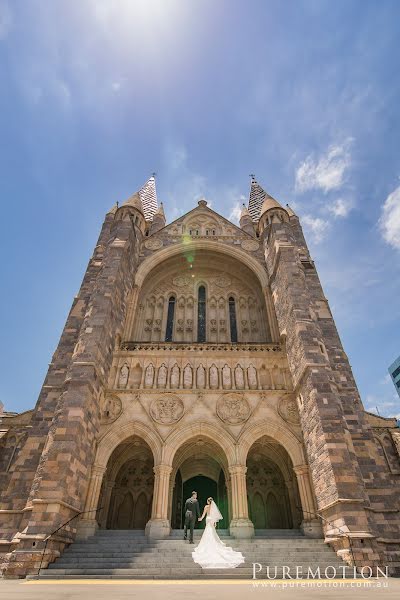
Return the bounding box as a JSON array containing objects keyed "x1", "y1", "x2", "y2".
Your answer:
[{"x1": 191, "y1": 497, "x2": 245, "y2": 569}]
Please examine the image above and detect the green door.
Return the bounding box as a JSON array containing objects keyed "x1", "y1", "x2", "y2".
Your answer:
[{"x1": 182, "y1": 476, "x2": 217, "y2": 529}]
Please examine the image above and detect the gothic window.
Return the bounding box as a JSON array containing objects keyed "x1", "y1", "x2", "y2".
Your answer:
[
  {"x1": 229, "y1": 296, "x2": 238, "y2": 343},
  {"x1": 197, "y1": 286, "x2": 206, "y2": 342},
  {"x1": 165, "y1": 296, "x2": 176, "y2": 342}
]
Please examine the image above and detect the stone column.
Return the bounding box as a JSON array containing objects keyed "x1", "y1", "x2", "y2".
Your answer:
[
  {"x1": 76, "y1": 464, "x2": 106, "y2": 539},
  {"x1": 294, "y1": 464, "x2": 322, "y2": 538},
  {"x1": 145, "y1": 464, "x2": 172, "y2": 539},
  {"x1": 229, "y1": 465, "x2": 254, "y2": 539},
  {"x1": 99, "y1": 480, "x2": 115, "y2": 529}
]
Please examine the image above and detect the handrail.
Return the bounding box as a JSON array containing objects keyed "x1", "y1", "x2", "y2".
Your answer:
[
  {"x1": 37, "y1": 506, "x2": 103, "y2": 575},
  {"x1": 297, "y1": 506, "x2": 357, "y2": 567}
]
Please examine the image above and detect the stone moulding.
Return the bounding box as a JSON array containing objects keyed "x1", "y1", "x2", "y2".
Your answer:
[{"x1": 120, "y1": 341, "x2": 281, "y2": 353}]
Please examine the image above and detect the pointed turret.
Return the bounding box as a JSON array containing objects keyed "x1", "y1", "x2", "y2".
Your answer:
[
  {"x1": 285, "y1": 204, "x2": 297, "y2": 218},
  {"x1": 239, "y1": 204, "x2": 256, "y2": 237},
  {"x1": 106, "y1": 202, "x2": 118, "y2": 215},
  {"x1": 122, "y1": 191, "x2": 144, "y2": 214},
  {"x1": 149, "y1": 201, "x2": 166, "y2": 235}
]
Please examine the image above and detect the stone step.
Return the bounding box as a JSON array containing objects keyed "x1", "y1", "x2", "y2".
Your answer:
[{"x1": 38, "y1": 527, "x2": 346, "y2": 580}]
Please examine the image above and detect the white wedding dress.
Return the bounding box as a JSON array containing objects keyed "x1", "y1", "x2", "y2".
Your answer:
[{"x1": 192, "y1": 501, "x2": 245, "y2": 569}]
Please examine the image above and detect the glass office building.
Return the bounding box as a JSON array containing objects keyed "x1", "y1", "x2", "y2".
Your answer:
[{"x1": 389, "y1": 355, "x2": 400, "y2": 399}]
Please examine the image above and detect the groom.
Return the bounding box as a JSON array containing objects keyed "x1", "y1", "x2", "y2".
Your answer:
[{"x1": 183, "y1": 490, "x2": 201, "y2": 543}]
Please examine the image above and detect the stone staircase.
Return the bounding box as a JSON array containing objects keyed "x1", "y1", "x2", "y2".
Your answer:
[{"x1": 38, "y1": 528, "x2": 349, "y2": 579}]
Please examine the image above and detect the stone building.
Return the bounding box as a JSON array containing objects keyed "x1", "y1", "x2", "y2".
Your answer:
[{"x1": 1, "y1": 176, "x2": 400, "y2": 577}]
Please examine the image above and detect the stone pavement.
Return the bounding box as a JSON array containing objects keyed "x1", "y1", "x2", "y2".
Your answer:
[{"x1": 0, "y1": 578, "x2": 398, "y2": 600}]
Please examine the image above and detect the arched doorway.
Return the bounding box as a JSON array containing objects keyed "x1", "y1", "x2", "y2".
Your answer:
[
  {"x1": 246, "y1": 435, "x2": 302, "y2": 530},
  {"x1": 98, "y1": 435, "x2": 154, "y2": 530},
  {"x1": 170, "y1": 436, "x2": 230, "y2": 530}
]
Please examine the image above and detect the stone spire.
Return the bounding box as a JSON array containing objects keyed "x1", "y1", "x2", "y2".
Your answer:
[
  {"x1": 248, "y1": 175, "x2": 281, "y2": 222},
  {"x1": 138, "y1": 175, "x2": 158, "y2": 221}
]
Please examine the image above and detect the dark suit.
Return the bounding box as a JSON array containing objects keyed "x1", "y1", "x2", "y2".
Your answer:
[{"x1": 183, "y1": 497, "x2": 200, "y2": 542}]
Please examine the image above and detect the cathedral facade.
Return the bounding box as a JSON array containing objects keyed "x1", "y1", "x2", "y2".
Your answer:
[{"x1": 1, "y1": 176, "x2": 400, "y2": 577}]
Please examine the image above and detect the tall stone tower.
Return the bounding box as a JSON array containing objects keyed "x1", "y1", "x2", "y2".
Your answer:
[{"x1": 1, "y1": 176, "x2": 399, "y2": 577}]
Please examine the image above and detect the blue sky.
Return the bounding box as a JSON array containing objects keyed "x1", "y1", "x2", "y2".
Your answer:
[{"x1": 0, "y1": 0, "x2": 399, "y2": 417}]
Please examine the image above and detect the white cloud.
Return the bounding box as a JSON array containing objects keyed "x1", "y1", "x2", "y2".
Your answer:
[
  {"x1": 295, "y1": 138, "x2": 353, "y2": 194},
  {"x1": 228, "y1": 201, "x2": 242, "y2": 224},
  {"x1": 379, "y1": 185, "x2": 400, "y2": 250},
  {"x1": 328, "y1": 197, "x2": 353, "y2": 218},
  {"x1": 0, "y1": 1, "x2": 12, "y2": 40},
  {"x1": 301, "y1": 215, "x2": 330, "y2": 244}
]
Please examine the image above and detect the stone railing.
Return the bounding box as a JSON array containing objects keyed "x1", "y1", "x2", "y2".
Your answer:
[{"x1": 120, "y1": 341, "x2": 281, "y2": 353}]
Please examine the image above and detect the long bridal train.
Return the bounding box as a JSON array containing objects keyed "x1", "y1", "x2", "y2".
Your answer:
[{"x1": 192, "y1": 500, "x2": 245, "y2": 569}]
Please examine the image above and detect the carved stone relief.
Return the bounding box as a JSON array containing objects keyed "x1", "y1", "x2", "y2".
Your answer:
[
  {"x1": 144, "y1": 364, "x2": 155, "y2": 388},
  {"x1": 216, "y1": 393, "x2": 251, "y2": 424},
  {"x1": 222, "y1": 364, "x2": 232, "y2": 389},
  {"x1": 234, "y1": 365, "x2": 245, "y2": 389},
  {"x1": 278, "y1": 397, "x2": 300, "y2": 424},
  {"x1": 247, "y1": 365, "x2": 258, "y2": 390},
  {"x1": 150, "y1": 395, "x2": 184, "y2": 425},
  {"x1": 209, "y1": 364, "x2": 219, "y2": 389},
  {"x1": 197, "y1": 364, "x2": 206, "y2": 389},
  {"x1": 157, "y1": 364, "x2": 168, "y2": 389},
  {"x1": 144, "y1": 238, "x2": 163, "y2": 250},
  {"x1": 241, "y1": 240, "x2": 259, "y2": 252},
  {"x1": 101, "y1": 394, "x2": 123, "y2": 424},
  {"x1": 170, "y1": 364, "x2": 180, "y2": 388},
  {"x1": 118, "y1": 363, "x2": 129, "y2": 388},
  {"x1": 183, "y1": 364, "x2": 193, "y2": 389}
]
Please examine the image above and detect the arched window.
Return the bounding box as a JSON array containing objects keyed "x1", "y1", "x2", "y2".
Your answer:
[
  {"x1": 229, "y1": 296, "x2": 238, "y2": 342},
  {"x1": 165, "y1": 296, "x2": 176, "y2": 342},
  {"x1": 197, "y1": 286, "x2": 206, "y2": 342}
]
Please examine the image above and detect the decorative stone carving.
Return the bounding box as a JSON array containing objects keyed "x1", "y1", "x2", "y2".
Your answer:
[
  {"x1": 241, "y1": 240, "x2": 259, "y2": 252},
  {"x1": 150, "y1": 395, "x2": 184, "y2": 425},
  {"x1": 216, "y1": 393, "x2": 251, "y2": 424},
  {"x1": 118, "y1": 363, "x2": 129, "y2": 388},
  {"x1": 197, "y1": 364, "x2": 206, "y2": 389},
  {"x1": 183, "y1": 364, "x2": 193, "y2": 389},
  {"x1": 278, "y1": 397, "x2": 300, "y2": 424},
  {"x1": 170, "y1": 364, "x2": 180, "y2": 388},
  {"x1": 234, "y1": 365, "x2": 245, "y2": 390},
  {"x1": 144, "y1": 363, "x2": 155, "y2": 388},
  {"x1": 144, "y1": 238, "x2": 163, "y2": 250},
  {"x1": 157, "y1": 364, "x2": 168, "y2": 389},
  {"x1": 101, "y1": 394, "x2": 123, "y2": 424},
  {"x1": 215, "y1": 275, "x2": 231, "y2": 288},
  {"x1": 209, "y1": 364, "x2": 219, "y2": 389},
  {"x1": 173, "y1": 276, "x2": 190, "y2": 287},
  {"x1": 222, "y1": 364, "x2": 232, "y2": 389},
  {"x1": 272, "y1": 365, "x2": 285, "y2": 390},
  {"x1": 247, "y1": 365, "x2": 258, "y2": 390}
]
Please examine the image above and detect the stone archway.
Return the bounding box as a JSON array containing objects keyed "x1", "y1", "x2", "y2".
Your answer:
[
  {"x1": 98, "y1": 435, "x2": 154, "y2": 530},
  {"x1": 246, "y1": 436, "x2": 302, "y2": 530},
  {"x1": 169, "y1": 433, "x2": 230, "y2": 531}
]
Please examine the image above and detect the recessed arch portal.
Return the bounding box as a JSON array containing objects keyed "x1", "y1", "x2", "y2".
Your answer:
[{"x1": 129, "y1": 245, "x2": 274, "y2": 343}]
